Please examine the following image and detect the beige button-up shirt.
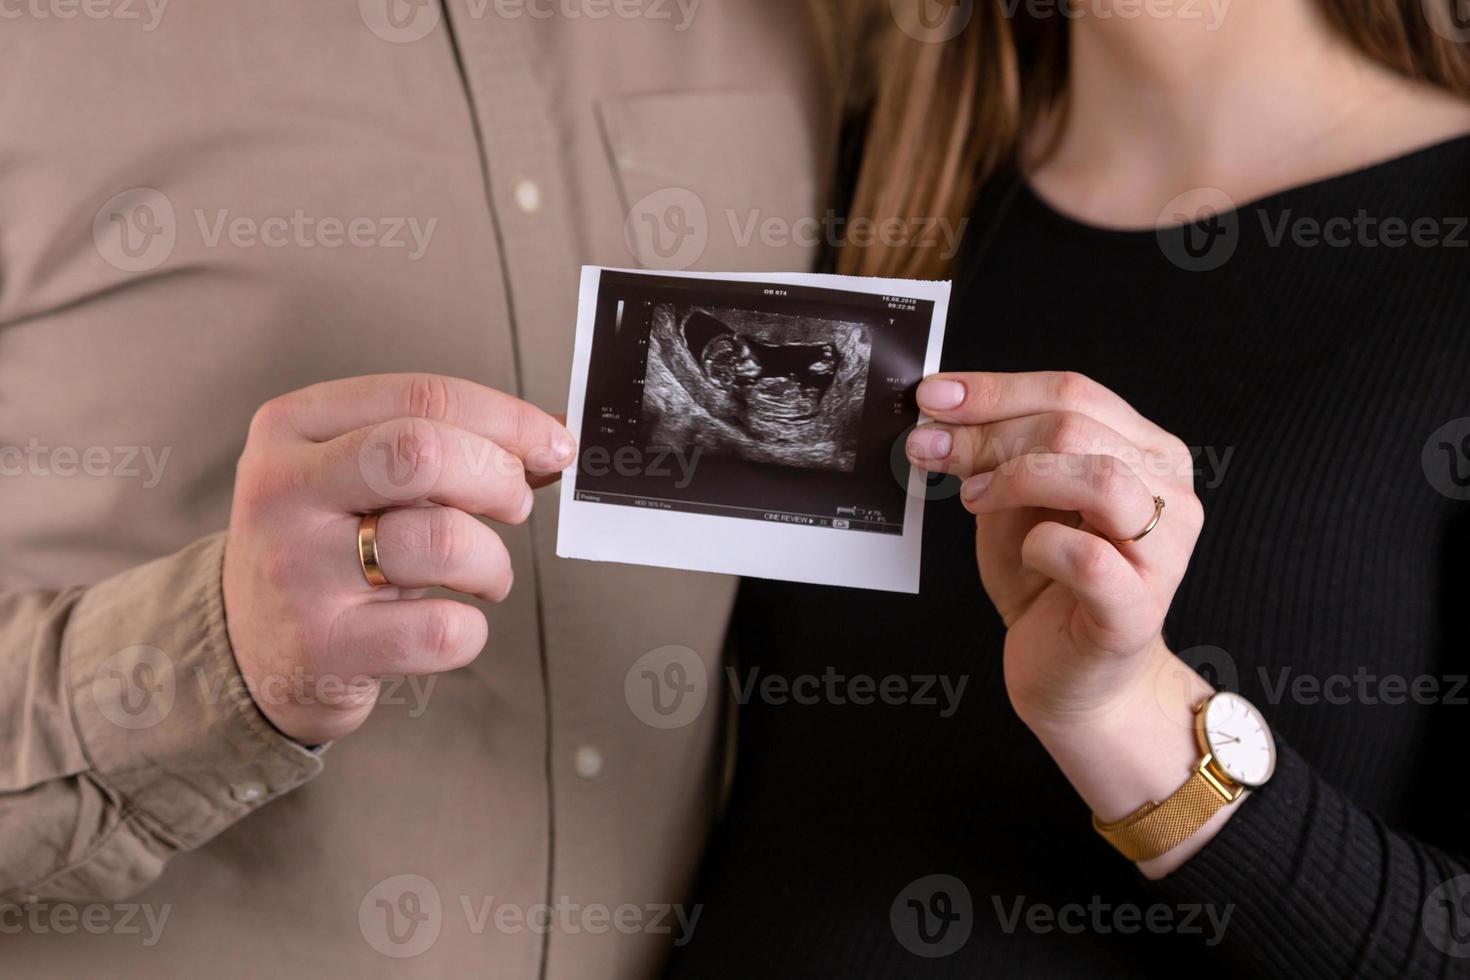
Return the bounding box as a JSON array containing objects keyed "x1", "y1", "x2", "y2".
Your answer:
[{"x1": 0, "y1": 3, "x2": 830, "y2": 976}]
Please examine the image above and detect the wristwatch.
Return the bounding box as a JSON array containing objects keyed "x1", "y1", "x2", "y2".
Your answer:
[{"x1": 1093, "y1": 691, "x2": 1276, "y2": 863}]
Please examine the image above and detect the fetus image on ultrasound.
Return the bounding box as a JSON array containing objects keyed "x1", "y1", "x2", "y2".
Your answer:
[{"x1": 642, "y1": 305, "x2": 872, "y2": 472}]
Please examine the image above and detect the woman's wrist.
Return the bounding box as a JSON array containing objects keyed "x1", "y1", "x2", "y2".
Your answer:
[{"x1": 1018, "y1": 645, "x2": 1243, "y2": 877}]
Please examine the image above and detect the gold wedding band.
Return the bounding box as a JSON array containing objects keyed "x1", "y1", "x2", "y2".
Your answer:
[
  {"x1": 357, "y1": 513, "x2": 391, "y2": 588},
  {"x1": 1114, "y1": 496, "x2": 1166, "y2": 544}
]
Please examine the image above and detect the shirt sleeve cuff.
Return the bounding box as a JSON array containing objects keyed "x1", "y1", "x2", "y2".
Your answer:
[{"x1": 64, "y1": 532, "x2": 323, "y2": 851}]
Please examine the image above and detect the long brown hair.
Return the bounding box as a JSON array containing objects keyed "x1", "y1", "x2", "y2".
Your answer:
[{"x1": 838, "y1": 0, "x2": 1470, "y2": 280}]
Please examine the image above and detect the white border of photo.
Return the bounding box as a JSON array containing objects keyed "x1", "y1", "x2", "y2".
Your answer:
[{"x1": 556, "y1": 266, "x2": 951, "y2": 594}]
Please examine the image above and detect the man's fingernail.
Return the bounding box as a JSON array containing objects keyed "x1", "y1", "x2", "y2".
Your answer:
[
  {"x1": 907, "y1": 428, "x2": 952, "y2": 461},
  {"x1": 552, "y1": 429, "x2": 576, "y2": 463},
  {"x1": 961, "y1": 472, "x2": 994, "y2": 502},
  {"x1": 519, "y1": 486, "x2": 535, "y2": 522},
  {"x1": 918, "y1": 379, "x2": 965, "y2": 411}
]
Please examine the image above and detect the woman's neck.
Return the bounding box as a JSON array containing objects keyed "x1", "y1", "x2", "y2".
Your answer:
[{"x1": 1028, "y1": 0, "x2": 1470, "y2": 228}]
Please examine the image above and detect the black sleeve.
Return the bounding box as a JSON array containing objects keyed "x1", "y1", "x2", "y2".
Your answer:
[{"x1": 1145, "y1": 739, "x2": 1470, "y2": 979}]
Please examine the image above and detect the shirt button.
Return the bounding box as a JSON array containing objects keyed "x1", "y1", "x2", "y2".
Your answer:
[
  {"x1": 514, "y1": 180, "x2": 542, "y2": 214},
  {"x1": 231, "y1": 781, "x2": 266, "y2": 804},
  {"x1": 574, "y1": 746, "x2": 603, "y2": 780}
]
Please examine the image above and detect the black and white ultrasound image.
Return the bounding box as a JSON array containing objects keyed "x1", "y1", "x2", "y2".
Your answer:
[
  {"x1": 642, "y1": 305, "x2": 872, "y2": 473},
  {"x1": 575, "y1": 272, "x2": 935, "y2": 535}
]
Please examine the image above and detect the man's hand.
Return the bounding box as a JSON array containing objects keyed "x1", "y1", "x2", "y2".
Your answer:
[{"x1": 222, "y1": 374, "x2": 575, "y2": 744}]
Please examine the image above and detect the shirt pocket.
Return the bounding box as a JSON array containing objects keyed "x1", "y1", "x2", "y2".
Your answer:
[{"x1": 597, "y1": 89, "x2": 822, "y2": 273}]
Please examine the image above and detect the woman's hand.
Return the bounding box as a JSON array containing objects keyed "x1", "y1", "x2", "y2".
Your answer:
[
  {"x1": 223, "y1": 374, "x2": 575, "y2": 745},
  {"x1": 906, "y1": 371, "x2": 1229, "y2": 873},
  {"x1": 906, "y1": 370, "x2": 1203, "y2": 726}
]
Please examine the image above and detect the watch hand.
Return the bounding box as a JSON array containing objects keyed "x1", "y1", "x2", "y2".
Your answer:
[{"x1": 1211, "y1": 732, "x2": 1241, "y2": 745}]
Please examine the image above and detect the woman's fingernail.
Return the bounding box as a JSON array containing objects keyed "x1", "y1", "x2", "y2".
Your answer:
[
  {"x1": 907, "y1": 428, "x2": 952, "y2": 461},
  {"x1": 917, "y1": 379, "x2": 966, "y2": 411},
  {"x1": 961, "y1": 472, "x2": 994, "y2": 502}
]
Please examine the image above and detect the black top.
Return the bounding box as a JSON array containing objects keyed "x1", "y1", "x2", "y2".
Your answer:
[{"x1": 664, "y1": 136, "x2": 1470, "y2": 979}]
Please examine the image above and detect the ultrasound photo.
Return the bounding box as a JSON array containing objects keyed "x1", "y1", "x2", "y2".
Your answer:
[
  {"x1": 642, "y1": 305, "x2": 872, "y2": 472},
  {"x1": 559, "y1": 267, "x2": 951, "y2": 594}
]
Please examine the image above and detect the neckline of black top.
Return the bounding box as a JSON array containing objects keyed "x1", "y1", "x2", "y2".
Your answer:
[{"x1": 1015, "y1": 131, "x2": 1470, "y2": 239}]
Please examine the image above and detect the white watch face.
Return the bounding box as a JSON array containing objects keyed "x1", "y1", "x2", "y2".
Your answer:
[{"x1": 1202, "y1": 693, "x2": 1276, "y2": 787}]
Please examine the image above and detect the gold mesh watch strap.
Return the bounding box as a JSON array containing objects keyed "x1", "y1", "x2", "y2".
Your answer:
[{"x1": 1092, "y1": 768, "x2": 1233, "y2": 863}]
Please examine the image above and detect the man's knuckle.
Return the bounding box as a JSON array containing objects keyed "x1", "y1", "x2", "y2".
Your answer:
[
  {"x1": 247, "y1": 397, "x2": 290, "y2": 444},
  {"x1": 404, "y1": 374, "x2": 455, "y2": 422},
  {"x1": 427, "y1": 508, "x2": 472, "y2": 572},
  {"x1": 334, "y1": 679, "x2": 382, "y2": 713},
  {"x1": 508, "y1": 402, "x2": 537, "y2": 451},
  {"x1": 390, "y1": 417, "x2": 443, "y2": 477},
  {"x1": 260, "y1": 549, "x2": 300, "y2": 591},
  {"x1": 237, "y1": 457, "x2": 305, "y2": 515},
  {"x1": 498, "y1": 445, "x2": 526, "y2": 482},
  {"x1": 426, "y1": 607, "x2": 461, "y2": 655}
]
